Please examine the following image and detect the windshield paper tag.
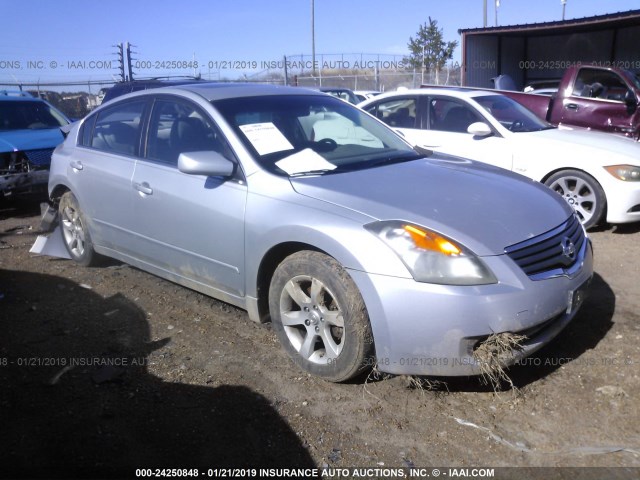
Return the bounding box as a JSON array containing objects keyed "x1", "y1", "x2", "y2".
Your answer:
[
  {"x1": 238, "y1": 122, "x2": 294, "y2": 156},
  {"x1": 275, "y1": 148, "x2": 337, "y2": 175}
]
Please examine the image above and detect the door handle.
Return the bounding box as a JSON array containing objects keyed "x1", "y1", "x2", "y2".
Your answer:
[
  {"x1": 565, "y1": 103, "x2": 579, "y2": 111},
  {"x1": 134, "y1": 182, "x2": 153, "y2": 195},
  {"x1": 70, "y1": 160, "x2": 83, "y2": 170}
]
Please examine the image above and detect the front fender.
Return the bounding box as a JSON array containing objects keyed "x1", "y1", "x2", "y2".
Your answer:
[{"x1": 244, "y1": 196, "x2": 411, "y2": 299}]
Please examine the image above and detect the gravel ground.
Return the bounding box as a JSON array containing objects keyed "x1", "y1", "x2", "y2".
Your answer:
[{"x1": 1, "y1": 199, "x2": 639, "y2": 479}]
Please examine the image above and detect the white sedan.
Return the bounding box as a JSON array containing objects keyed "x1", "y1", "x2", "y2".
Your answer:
[{"x1": 359, "y1": 88, "x2": 640, "y2": 229}]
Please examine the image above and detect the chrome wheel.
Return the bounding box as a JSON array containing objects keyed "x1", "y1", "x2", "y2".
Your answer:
[
  {"x1": 545, "y1": 170, "x2": 606, "y2": 229},
  {"x1": 61, "y1": 202, "x2": 87, "y2": 258},
  {"x1": 269, "y1": 251, "x2": 374, "y2": 382},
  {"x1": 58, "y1": 191, "x2": 100, "y2": 266},
  {"x1": 279, "y1": 275, "x2": 345, "y2": 364}
]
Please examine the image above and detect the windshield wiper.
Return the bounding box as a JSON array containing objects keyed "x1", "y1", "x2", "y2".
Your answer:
[
  {"x1": 288, "y1": 168, "x2": 336, "y2": 177},
  {"x1": 366, "y1": 153, "x2": 423, "y2": 169}
]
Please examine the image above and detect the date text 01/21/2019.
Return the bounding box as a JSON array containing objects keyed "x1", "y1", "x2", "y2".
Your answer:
[{"x1": 3, "y1": 357, "x2": 148, "y2": 367}]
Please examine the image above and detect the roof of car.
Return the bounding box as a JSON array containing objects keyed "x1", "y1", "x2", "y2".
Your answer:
[
  {"x1": 102, "y1": 83, "x2": 329, "y2": 105},
  {"x1": 0, "y1": 90, "x2": 43, "y2": 101},
  {"x1": 360, "y1": 87, "x2": 498, "y2": 104},
  {"x1": 166, "y1": 82, "x2": 326, "y2": 101}
]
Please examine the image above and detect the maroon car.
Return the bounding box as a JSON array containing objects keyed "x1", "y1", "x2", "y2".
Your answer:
[{"x1": 496, "y1": 65, "x2": 640, "y2": 140}]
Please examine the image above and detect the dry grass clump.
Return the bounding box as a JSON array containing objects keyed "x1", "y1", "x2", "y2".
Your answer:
[
  {"x1": 473, "y1": 332, "x2": 527, "y2": 392},
  {"x1": 403, "y1": 375, "x2": 449, "y2": 394}
]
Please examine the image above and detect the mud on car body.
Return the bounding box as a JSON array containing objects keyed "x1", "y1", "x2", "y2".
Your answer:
[{"x1": 0, "y1": 90, "x2": 69, "y2": 199}]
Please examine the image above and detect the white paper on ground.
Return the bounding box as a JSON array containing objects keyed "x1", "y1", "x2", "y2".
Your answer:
[
  {"x1": 29, "y1": 226, "x2": 72, "y2": 259},
  {"x1": 275, "y1": 148, "x2": 337, "y2": 175},
  {"x1": 238, "y1": 122, "x2": 294, "y2": 156}
]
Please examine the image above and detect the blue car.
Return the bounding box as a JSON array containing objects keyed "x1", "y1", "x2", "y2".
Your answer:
[{"x1": 1, "y1": 90, "x2": 69, "y2": 199}]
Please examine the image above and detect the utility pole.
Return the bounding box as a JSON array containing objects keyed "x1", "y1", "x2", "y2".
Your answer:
[
  {"x1": 115, "y1": 43, "x2": 125, "y2": 82},
  {"x1": 495, "y1": 0, "x2": 500, "y2": 27},
  {"x1": 561, "y1": 0, "x2": 567, "y2": 20},
  {"x1": 483, "y1": 0, "x2": 487, "y2": 27},
  {"x1": 311, "y1": 0, "x2": 316, "y2": 76},
  {"x1": 126, "y1": 42, "x2": 135, "y2": 81}
]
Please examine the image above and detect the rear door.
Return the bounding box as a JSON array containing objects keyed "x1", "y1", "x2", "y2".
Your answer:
[{"x1": 71, "y1": 99, "x2": 149, "y2": 253}]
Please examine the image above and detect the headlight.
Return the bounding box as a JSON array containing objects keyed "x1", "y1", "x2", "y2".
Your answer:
[
  {"x1": 604, "y1": 165, "x2": 640, "y2": 181},
  {"x1": 365, "y1": 221, "x2": 497, "y2": 285}
]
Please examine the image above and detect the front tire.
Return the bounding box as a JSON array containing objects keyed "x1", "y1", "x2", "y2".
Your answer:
[
  {"x1": 269, "y1": 251, "x2": 374, "y2": 382},
  {"x1": 544, "y1": 169, "x2": 606, "y2": 229},
  {"x1": 59, "y1": 191, "x2": 101, "y2": 266}
]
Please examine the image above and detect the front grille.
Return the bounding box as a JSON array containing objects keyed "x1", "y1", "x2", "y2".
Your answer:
[
  {"x1": 24, "y1": 148, "x2": 54, "y2": 167},
  {"x1": 505, "y1": 215, "x2": 586, "y2": 279}
]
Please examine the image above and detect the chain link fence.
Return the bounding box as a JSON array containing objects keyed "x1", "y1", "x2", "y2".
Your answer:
[
  {"x1": 282, "y1": 53, "x2": 461, "y2": 91},
  {"x1": 1, "y1": 53, "x2": 462, "y2": 118}
]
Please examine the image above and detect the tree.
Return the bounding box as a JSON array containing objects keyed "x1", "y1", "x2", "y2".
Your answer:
[{"x1": 406, "y1": 17, "x2": 458, "y2": 85}]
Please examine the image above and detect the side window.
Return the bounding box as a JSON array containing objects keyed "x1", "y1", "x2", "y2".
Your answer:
[
  {"x1": 572, "y1": 68, "x2": 629, "y2": 102},
  {"x1": 79, "y1": 114, "x2": 96, "y2": 147},
  {"x1": 364, "y1": 98, "x2": 417, "y2": 128},
  {"x1": 91, "y1": 101, "x2": 145, "y2": 155},
  {"x1": 430, "y1": 99, "x2": 481, "y2": 133},
  {"x1": 146, "y1": 99, "x2": 234, "y2": 166}
]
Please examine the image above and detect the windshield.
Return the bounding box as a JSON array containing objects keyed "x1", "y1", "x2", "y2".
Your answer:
[
  {"x1": 0, "y1": 100, "x2": 68, "y2": 131},
  {"x1": 622, "y1": 69, "x2": 640, "y2": 90},
  {"x1": 214, "y1": 94, "x2": 421, "y2": 176},
  {"x1": 474, "y1": 95, "x2": 554, "y2": 133}
]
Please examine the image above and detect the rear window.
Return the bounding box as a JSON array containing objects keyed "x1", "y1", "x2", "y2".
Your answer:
[{"x1": 0, "y1": 100, "x2": 68, "y2": 131}]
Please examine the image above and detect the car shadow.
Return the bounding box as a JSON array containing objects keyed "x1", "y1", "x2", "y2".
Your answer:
[
  {"x1": 414, "y1": 272, "x2": 615, "y2": 393},
  {"x1": 0, "y1": 198, "x2": 45, "y2": 221},
  {"x1": 589, "y1": 222, "x2": 640, "y2": 234},
  {"x1": 0, "y1": 269, "x2": 315, "y2": 478},
  {"x1": 610, "y1": 223, "x2": 640, "y2": 234}
]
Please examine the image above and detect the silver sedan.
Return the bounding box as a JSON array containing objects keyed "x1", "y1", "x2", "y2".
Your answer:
[{"x1": 47, "y1": 83, "x2": 593, "y2": 382}]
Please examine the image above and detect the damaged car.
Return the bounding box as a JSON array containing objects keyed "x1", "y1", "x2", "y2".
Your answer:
[
  {"x1": 42, "y1": 83, "x2": 593, "y2": 382},
  {"x1": 1, "y1": 90, "x2": 69, "y2": 199}
]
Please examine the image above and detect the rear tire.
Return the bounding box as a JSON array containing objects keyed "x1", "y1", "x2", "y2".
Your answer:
[
  {"x1": 269, "y1": 251, "x2": 374, "y2": 382},
  {"x1": 544, "y1": 169, "x2": 606, "y2": 229},
  {"x1": 59, "y1": 191, "x2": 101, "y2": 266}
]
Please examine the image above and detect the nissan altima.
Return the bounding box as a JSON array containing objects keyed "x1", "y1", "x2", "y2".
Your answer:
[{"x1": 46, "y1": 83, "x2": 593, "y2": 382}]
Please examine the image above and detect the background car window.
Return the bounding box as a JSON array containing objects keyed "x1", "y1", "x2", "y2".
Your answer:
[
  {"x1": 146, "y1": 100, "x2": 233, "y2": 166},
  {"x1": 475, "y1": 95, "x2": 551, "y2": 132},
  {"x1": 430, "y1": 99, "x2": 481, "y2": 133},
  {"x1": 572, "y1": 68, "x2": 629, "y2": 101},
  {"x1": 364, "y1": 98, "x2": 417, "y2": 128},
  {"x1": 91, "y1": 101, "x2": 145, "y2": 155},
  {"x1": 0, "y1": 101, "x2": 67, "y2": 131}
]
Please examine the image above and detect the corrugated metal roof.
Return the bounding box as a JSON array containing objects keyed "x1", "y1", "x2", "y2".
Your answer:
[{"x1": 458, "y1": 9, "x2": 640, "y2": 36}]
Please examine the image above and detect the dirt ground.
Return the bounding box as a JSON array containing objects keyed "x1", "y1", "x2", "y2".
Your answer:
[{"x1": 1, "y1": 199, "x2": 639, "y2": 479}]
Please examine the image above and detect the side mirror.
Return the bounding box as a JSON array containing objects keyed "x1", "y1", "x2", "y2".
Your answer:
[
  {"x1": 467, "y1": 122, "x2": 493, "y2": 138},
  {"x1": 178, "y1": 151, "x2": 235, "y2": 177}
]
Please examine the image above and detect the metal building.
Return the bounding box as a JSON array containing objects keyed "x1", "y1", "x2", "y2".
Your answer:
[{"x1": 459, "y1": 9, "x2": 640, "y2": 89}]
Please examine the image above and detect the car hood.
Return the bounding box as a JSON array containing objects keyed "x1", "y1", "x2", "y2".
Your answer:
[
  {"x1": 521, "y1": 128, "x2": 640, "y2": 164},
  {"x1": 290, "y1": 156, "x2": 572, "y2": 256},
  {"x1": 0, "y1": 128, "x2": 65, "y2": 153}
]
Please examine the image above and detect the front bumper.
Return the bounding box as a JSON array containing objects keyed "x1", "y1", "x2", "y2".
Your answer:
[
  {"x1": 605, "y1": 179, "x2": 640, "y2": 224},
  {"x1": 349, "y1": 241, "x2": 594, "y2": 376}
]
